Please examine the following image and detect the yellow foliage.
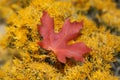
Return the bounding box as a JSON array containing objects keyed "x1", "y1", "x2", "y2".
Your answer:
[{"x1": 0, "y1": 0, "x2": 120, "y2": 80}]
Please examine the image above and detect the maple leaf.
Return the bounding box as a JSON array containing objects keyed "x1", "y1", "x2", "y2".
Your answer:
[{"x1": 38, "y1": 11, "x2": 91, "y2": 63}]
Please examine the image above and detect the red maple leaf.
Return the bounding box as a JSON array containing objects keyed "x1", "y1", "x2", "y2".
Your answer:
[{"x1": 38, "y1": 11, "x2": 91, "y2": 63}]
